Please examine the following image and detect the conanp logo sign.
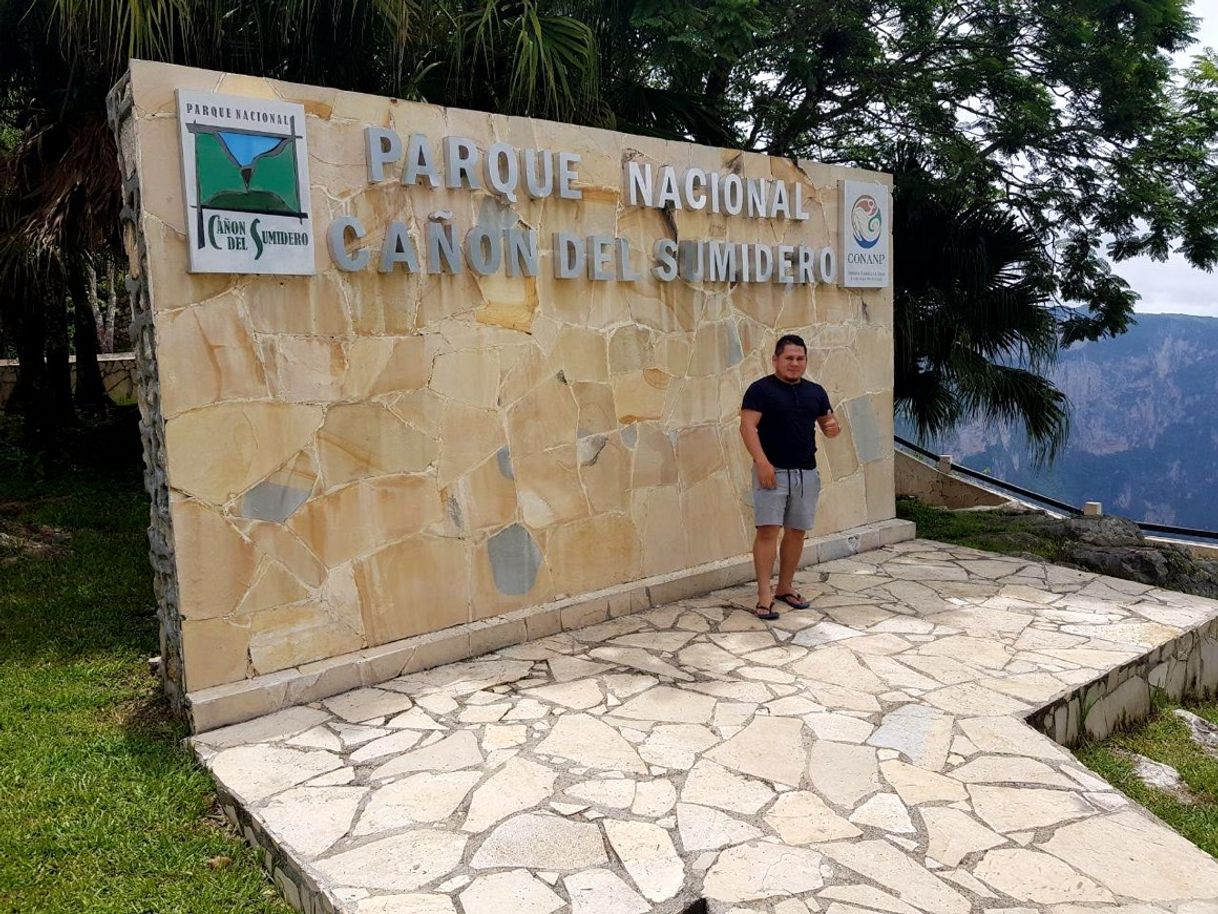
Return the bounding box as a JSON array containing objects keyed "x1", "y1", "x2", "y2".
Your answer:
[
  {"x1": 850, "y1": 194, "x2": 882, "y2": 250},
  {"x1": 177, "y1": 90, "x2": 316, "y2": 275},
  {"x1": 840, "y1": 180, "x2": 889, "y2": 288}
]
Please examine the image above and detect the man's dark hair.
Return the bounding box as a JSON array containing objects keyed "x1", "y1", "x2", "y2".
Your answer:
[{"x1": 774, "y1": 334, "x2": 807, "y2": 356}]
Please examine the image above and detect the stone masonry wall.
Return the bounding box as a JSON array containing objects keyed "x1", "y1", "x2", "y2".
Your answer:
[
  {"x1": 895, "y1": 451, "x2": 1009, "y2": 510},
  {"x1": 1027, "y1": 615, "x2": 1218, "y2": 747},
  {"x1": 118, "y1": 60, "x2": 896, "y2": 704},
  {"x1": 108, "y1": 73, "x2": 186, "y2": 712}
]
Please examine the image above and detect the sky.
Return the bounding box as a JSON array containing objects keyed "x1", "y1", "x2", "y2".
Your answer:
[{"x1": 1114, "y1": 0, "x2": 1218, "y2": 317}]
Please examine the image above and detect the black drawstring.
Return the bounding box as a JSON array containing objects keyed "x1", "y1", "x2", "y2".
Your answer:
[{"x1": 785, "y1": 468, "x2": 804, "y2": 499}]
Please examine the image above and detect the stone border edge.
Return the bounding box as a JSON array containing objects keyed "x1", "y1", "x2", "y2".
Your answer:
[
  {"x1": 213, "y1": 780, "x2": 342, "y2": 914},
  {"x1": 108, "y1": 71, "x2": 187, "y2": 713},
  {"x1": 185, "y1": 517, "x2": 916, "y2": 732},
  {"x1": 1026, "y1": 614, "x2": 1218, "y2": 747}
]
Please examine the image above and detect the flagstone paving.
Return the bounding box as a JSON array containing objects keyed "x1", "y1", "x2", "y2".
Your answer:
[{"x1": 194, "y1": 540, "x2": 1218, "y2": 914}]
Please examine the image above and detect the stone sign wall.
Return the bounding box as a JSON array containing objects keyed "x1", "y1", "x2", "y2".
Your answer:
[{"x1": 110, "y1": 60, "x2": 894, "y2": 723}]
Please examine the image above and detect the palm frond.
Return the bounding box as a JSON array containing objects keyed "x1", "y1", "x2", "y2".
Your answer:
[
  {"x1": 893, "y1": 150, "x2": 1069, "y2": 464},
  {"x1": 49, "y1": 0, "x2": 193, "y2": 74}
]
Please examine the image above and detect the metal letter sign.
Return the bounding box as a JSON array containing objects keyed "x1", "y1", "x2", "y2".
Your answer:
[
  {"x1": 839, "y1": 180, "x2": 890, "y2": 288},
  {"x1": 177, "y1": 90, "x2": 315, "y2": 274}
]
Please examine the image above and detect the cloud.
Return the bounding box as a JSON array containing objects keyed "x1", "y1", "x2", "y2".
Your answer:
[{"x1": 1114, "y1": 253, "x2": 1217, "y2": 318}]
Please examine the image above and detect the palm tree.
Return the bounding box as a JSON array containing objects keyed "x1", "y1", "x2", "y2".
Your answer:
[
  {"x1": 892, "y1": 155, "x2": 1070, "y2": 462},
  {"x1": 0, "y1": 0, "x2": 605, "y2": 448}
]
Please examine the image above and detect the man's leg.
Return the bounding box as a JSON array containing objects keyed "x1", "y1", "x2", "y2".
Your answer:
[
  {"x1": 775, "y1": 469, "x2": 819, "y2": 607},
  {"x1": 775, "y1": 527, "x2": 806, "y2": 598},
  {"x1": 753, "y1": 525, "x2": 782, "y2": 606}
]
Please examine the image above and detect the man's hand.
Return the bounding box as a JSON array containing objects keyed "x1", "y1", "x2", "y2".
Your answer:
[
  {"x1": 756, "y1": 462, "x2": 778, "y2": 489},
  {"x1": 818, "y1": 412, "x2": 841, "y2": 438}
]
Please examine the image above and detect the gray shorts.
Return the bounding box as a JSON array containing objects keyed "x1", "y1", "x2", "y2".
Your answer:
[{"x1": 753, "y1": 466, "x2": 820, "y2": 530}]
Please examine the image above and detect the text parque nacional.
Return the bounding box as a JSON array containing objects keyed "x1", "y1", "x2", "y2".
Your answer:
[{"x1": 326, "y1": 128, "x2": 838, "y2": 285}]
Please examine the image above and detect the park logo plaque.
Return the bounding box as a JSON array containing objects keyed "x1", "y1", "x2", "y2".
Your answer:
[
  {"x1": 840, "y1": 179, "x2": 890, "y2": 288},
  {"x1": 176, "y1": 90, "x2": 315, "y2": 274}
]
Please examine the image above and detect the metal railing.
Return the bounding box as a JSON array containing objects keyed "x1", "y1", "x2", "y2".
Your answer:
[{"x1": 894, "y1": 434, "x2": 1218, "y2": 543}]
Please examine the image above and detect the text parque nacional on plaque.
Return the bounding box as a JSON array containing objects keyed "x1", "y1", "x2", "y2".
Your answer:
[
  {"x1": 328, "y1": 128, "x2": 840, "y2": 285},
  {"x1": 175, "y1": 89, "x2": 888, "y2": 288}
]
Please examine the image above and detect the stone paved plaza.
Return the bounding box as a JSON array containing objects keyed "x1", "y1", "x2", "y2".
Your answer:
[{"x1": 194, "y1": 540, "x2": 1218, "y2": 914}]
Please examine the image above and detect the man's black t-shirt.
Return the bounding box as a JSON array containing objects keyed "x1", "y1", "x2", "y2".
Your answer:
[{"x1": 741, "y1": 375, "x2": 833, "y2": 470}]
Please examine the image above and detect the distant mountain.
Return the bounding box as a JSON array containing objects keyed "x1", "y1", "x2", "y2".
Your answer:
[{"x1": 901, "y1": 312, "x2": 1218, "y2": 530}]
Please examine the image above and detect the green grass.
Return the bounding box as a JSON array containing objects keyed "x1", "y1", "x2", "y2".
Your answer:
[
  {"x1": 0, "y1": 411, "x2": 289, "y2": 914},
  {"x1": 896, "y1": 496, "x2": 1073, "y2": 562},
  {"x1": 1075, "y1": 696, "x2": 1218, "y2": 858}
]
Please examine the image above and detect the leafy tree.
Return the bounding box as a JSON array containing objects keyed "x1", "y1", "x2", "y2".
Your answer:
[
  {"x1": 0, "y1": 0, "x2": 602, "y2": 448},
  {"x1": 3, "y1": 0, "x2": 1216, "y2": 459},
  {"x1": 590, "y1": 0, "x2": 1217, "y2": 452}
]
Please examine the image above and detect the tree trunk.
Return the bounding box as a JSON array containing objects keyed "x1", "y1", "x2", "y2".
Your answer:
[
  {"x1": 67, "y1": 256, "x2": 109, "y2": 412},
  {"x1": 45, "y1": 272, "x2": 75, "y2": 430},
  {"x1": 102, "y1": 259, "x2": 117, "y2": 353},
  {"x1": 86, "y1": 259, "x2": 104, "y2": 347},
  {"x1": 8, "y1": 283, "x2": 49, "y2": 448}
]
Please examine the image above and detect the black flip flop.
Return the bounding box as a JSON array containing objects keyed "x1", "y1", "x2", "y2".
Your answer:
[
  {"x1": 774, "y1": 592, "x2": 811, "y2": 609},
  {"x1": 754, "y1": 602, "x2": 780, "y2": 621}
]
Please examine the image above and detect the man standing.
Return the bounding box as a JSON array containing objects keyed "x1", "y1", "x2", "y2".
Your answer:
[{"x1": 739, "y1": 334, "x2": 840, "y2": 619}]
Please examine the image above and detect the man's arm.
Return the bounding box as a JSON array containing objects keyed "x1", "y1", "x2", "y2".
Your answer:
[
  {"x1": 817, "y1": 410, "x2": 841, "y2": 438},
  {"x1": 739, "y1": 409, "x2": 777, "y2": 488}
]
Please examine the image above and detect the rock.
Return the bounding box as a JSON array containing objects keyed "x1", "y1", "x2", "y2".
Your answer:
[
  {"x1": 1068, "y1": 546, "x2": 1169, "y2": 586},
  {"x1": 880, "y1": 759, "x2": 967, "y2": 805},
  {"x1": 371, "y1": 730, "x2": 483, "y2": 780},
  {"x1": 960, "y1": 510, "x2": 1218, "y2": 599},
  {"x1": 615, "y1": 686, "x2": 717, "y2": 724},
  {"x1": 357, "y1": 894, "x2": 456, "y2": 914},
  {"x1": 704, "y1": 716, "x2": 806, "y2": 787},
  {"x1": 567, "y1": 778, "x2": 636, "y2": 810},
  {"x1": 631, "y1": 779, "x2": 677, "y2": 817},
  {"x1": 1118, "y1": 750, "x2": 1196, "y2": 804},
  {"x1": 808, "y1": 741, "x2": 880, "y2": 807},
  {"x1": 968, "y1": 784, "x2": 1094, "y2": 832},
  {"x1": 323, "y1": 688, "x2": 415, "y2": 723},
  {"x1": 1173, "y1": 709, "x2": 1218, "y2": 757},
  {"x1": 867, "y1": 704, "x2": 954, "y2": 770},
  {"x1": 1063, "y1": 515, "x2": 1143, "y2": 548}
]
